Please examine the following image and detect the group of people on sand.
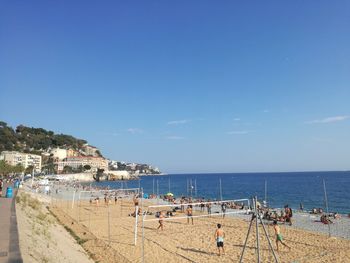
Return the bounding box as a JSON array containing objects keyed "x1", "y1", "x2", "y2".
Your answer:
[
  {"x1": 262, "y1": 205, "x2": 293, "y2": 226},
  {"x1": 89, "y1": 193, "x2": 119, "y2": 206}
]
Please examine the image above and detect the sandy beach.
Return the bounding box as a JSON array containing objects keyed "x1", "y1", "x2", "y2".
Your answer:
[{"x1": 47, "y1": 194, "x2": 350, "y2": 263}]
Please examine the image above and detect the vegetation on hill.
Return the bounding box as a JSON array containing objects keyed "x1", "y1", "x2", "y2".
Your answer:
[{"x1": 0, "y1": 121, "x2": 88, "y2": 154}]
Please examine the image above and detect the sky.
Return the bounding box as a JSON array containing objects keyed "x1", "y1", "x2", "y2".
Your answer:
[{"x1": 1, "y1": 1, "x2": 350, "y2": 173}]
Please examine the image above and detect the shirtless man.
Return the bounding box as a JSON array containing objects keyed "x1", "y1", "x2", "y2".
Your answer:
[
  {"x1": 157, "y1": 211, "x2": 165, "y2": 231},
  {"x1": 273, "y1": 220, "x2": 291, "y2": 251},
  {"x1": 133, "y1": 194, "x2": 139, "y2": 214},
  {"x1": 187, "y1": 205, "x2": 194, "y2": 225},
  {"x1": 214, "y1": 224, "x2": 225, "y2": 256},
  {"x1": 133, "y1": 194, "x2": 139, "y2": 206}
]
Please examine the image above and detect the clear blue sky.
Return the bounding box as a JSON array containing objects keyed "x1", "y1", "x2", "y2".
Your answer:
[{"x1": 1, "y1": 1, "x2": 349, "y2": 173}]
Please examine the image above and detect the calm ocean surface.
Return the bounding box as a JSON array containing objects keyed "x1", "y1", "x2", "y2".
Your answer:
[{"x1": 91, "y1": 171, "x2": 350, "y2": 214}]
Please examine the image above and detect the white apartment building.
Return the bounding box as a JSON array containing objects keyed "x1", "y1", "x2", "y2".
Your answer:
[
  {"x1": 55, "y1": 156, "x2": 108, "y2": 173},
  {"x1": 0, "y1": 151, "x2": 42, "y2": 172}
]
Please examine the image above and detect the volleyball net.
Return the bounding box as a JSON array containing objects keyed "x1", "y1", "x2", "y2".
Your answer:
[
  {"x1": 138, "y1": 198, "x2": 251, "y2": 262},
  {"x1": 143, "y1": 198, "x2": 251, "y2": 222}
]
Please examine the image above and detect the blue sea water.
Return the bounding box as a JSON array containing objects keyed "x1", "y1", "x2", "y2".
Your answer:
[{"x1": 91, "y1": 171, "x2": 350, "y2": 214}]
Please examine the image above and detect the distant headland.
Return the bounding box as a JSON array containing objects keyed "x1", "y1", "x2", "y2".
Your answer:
[{"x1": 0, "y1": 121, "x2": 161, "y2": 181}]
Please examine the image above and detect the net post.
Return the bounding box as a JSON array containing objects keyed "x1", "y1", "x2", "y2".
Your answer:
[
  {"x1": 323, "y1": 179, "x2": 331, "y2": 237},
  {"x1": 156, "y1": 180, "x2": 159, "y2": 205},
  {"x1": 254, "y1": 196, "x2": 260, "y2": 263},
  {"x1": 134, "y1": 205, "x2": 139, "y2": 246},
  {"x1": 239, "y1": 214, "x2": 254, "y2": 262},
  {"x1": 141, "y1": 207, "x2": 146, "y2": 263},
  {"x1": 194, "y1": 179, "x2": 197, "y2": 197}
]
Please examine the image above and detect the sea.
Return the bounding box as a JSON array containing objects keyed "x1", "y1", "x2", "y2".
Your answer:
[{"x1": 90, "y1": 171, "x2": 350, "y2": 214}]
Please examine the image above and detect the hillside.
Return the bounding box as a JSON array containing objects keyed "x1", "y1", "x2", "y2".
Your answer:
[{"x1": 0, "y1": 121, "x2": 98, "y2": 156}]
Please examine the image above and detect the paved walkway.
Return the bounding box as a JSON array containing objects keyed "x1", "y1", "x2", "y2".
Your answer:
[{"x1": 0, "y1": 183, "x2": 22, "y2": 263}]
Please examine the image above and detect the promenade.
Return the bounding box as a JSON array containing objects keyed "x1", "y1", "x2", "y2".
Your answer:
[{"x1": 0, "y1": 183, "x2": 22, "y2": 263}]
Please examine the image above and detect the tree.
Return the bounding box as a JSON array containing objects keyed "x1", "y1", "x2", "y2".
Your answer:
[
  {"x1": 0, "y1": 161, "x2": 26, "y2": 178},
  {"x1": 1, "y1": 120, "x2": 90, "y2": 155},
  {"x1": 0, "y1": 160, "x2": 11, "y2": 178},
  {"x1": 42, "y1": 162, "x2": 55, "y2": 174},
  {"x1": 14, "y1": 164, "x2": 25, "y2": 174},
  {"x1": 25, "y1": 165, "x2": 34, "y2": 175},
  {"x1": 62, "y1": 165, "x2": 73, "y2": 174},
  {"x1": 83, "y1": 164, "x2": 91, "y2": 171}
]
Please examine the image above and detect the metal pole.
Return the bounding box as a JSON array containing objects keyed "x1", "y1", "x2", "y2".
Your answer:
[
  {"x1": 141, "y1": 187, "x2": 144, "y2": 214},
  {"x1": 134, "y1": 205, "x2": 139, "y2": 245},
  {"x1": 239, "y1": 212, "x2": 255, "y2": 263},
  {"x1": 264, "y1": 180, "x2": 267, "y2": 205},
  {"x1": 323, "y1": 179, "x2": 331, "y2": 237},
  {"x1": 152, "y1": 178, "x2": 155, "y2": 195},
  {"x1": 186, "y1": 179, "x2": 188, "y2": 196},
  {"x1": 219, "y1": 178, "x2": 223, "y2": 201},
  {"x1": 156, "y1": 180, "x2": 159, "y2": 205},
  {"x1": 194, "y1": 179, "x2": 197, "y2": 197},
  {"x1": 168, "y1": 176, "x2": 170, "y2": 193},
  {"x1": 190, "y1": 179, "x2": 192, "y2": 197},
  {"x1": 141, "y1": 210, "x2": 146, "y2": 263},
  {"x1": 255, "y1": 197, "x2": 260, "y2": 263}
]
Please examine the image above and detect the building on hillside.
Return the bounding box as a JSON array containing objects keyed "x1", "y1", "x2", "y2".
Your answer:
[
  {"x1": 0, "y1": 151, "x2": 42, "y2": 173},
  {"x1": 55, "y1": 156, "x2": 108, "y2": 174},
  {"x1": 67, "y1": 148, "x2": 79, "y2": 157},
  {"x1": 83, "y1": 144, "x2": 100, "y2": 157},
  {"x1": 126, "y1": 163, "x2": 137, "y2": 171},
  {"x1": 50, "y1": 148, "x2": 67, "y2": 160},
  {"x1": 108, "y1": 160, "x2": 119, "y2": 170}
]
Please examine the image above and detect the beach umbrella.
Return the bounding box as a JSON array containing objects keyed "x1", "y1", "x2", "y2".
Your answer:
[{"x1": 166, "y1": 192, "x2": 174, "y2": 196}]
